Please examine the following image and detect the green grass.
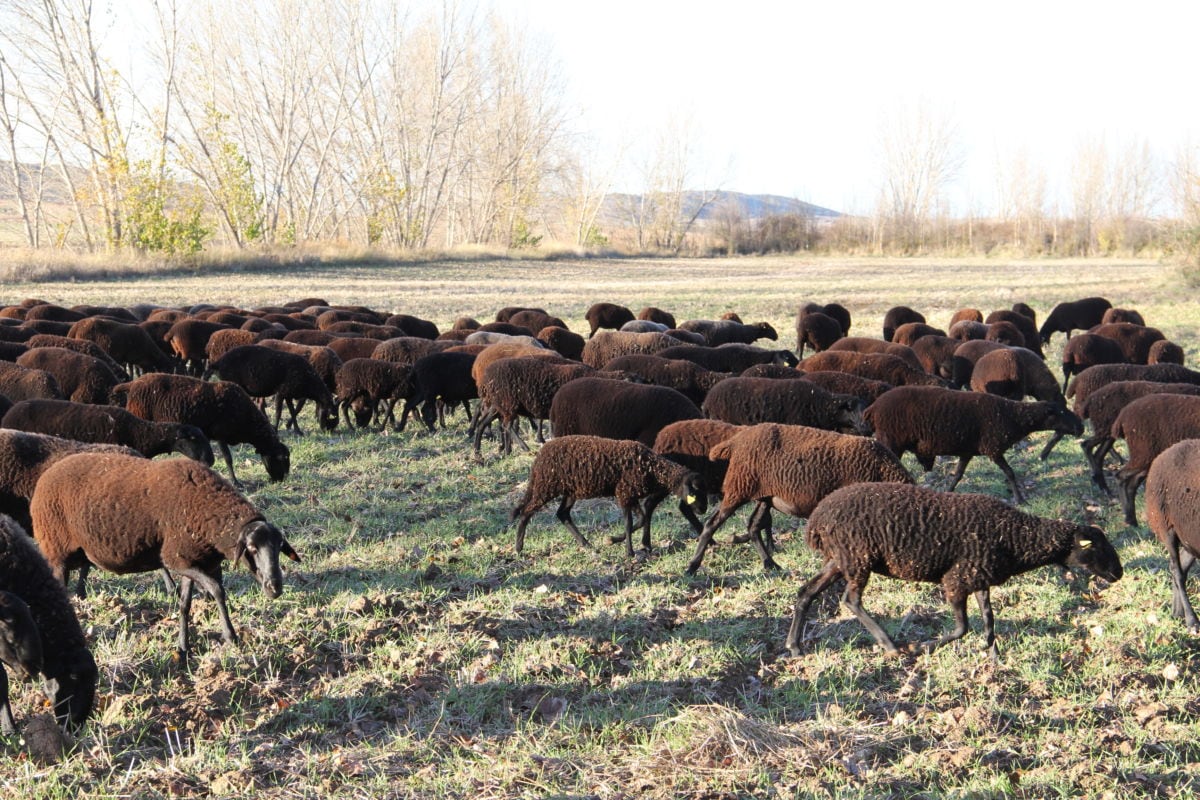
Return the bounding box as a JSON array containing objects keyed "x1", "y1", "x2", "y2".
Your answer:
[{"x1": 2, "y1": 255, "x2": 1200, "y2": 798}]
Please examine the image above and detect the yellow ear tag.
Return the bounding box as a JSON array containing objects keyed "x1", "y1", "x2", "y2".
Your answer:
[
  {"x1": 1080, "y1": 539, "x2": 1093, "y2": 548},
  {"x1": 686, "y1": 495, "x2": 697, "y2": 504}
]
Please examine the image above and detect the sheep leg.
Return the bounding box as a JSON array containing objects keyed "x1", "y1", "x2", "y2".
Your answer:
[
  {"x1": 785, "y1": 561, "x2": 846, "y2": 652},
  {"x1": 1176, "y1": 548, "x2": 1196, "y2": 621},
  {"x1": 472, "y1": 407, "x2": 500, "y2": 456},
  {"x1": 508, "y1": 419, "x2": 531, "y2": 453},
  {"x1": 284, "y1": 397, "x2": 306, "y2": 435},
  {"x1": 732, "y1": 502, "x2": 775, "y2": 553},
  {"x1": 918, "y1": 593, "x2": 972, "y2": 655},
  {"x1": 1163, "y1": 529, "x2": 1200, "y2": 631},
  {"x1": 215, "y1": 440, "x2": 243, "y2": 488},
  {"x1": 1117, "y1": 470, "x2": 1146, "y2": 526},
  {"x1": 555, "y1": 497, "x2": 592, "y2": 550},
  {"x1": 1039, "y1": 430, "x2": 1064, "y2": 461},
  {"x1": 0, "y1": 670, "x2": 14, "y2": 735},
  {"x1": 160, "y1": 568, "x2": 179, "y2": 597},
  {"x1": 73, "y1": 563, "x2": 90, "y2": 599},
  {"x1": 841, "y1": 578, "x2": 900, "y2": 655},
  {"x1": 945, "y1": 455, "x2": 974, "y2": 493},
  {"x1": 989, "y1": 454, "x2": 1026, "y2": 503},
  {"x1": 176, "y1": 576, "x2": 195, "y2": 660},
  {"x1": 639, "y1": 491, "x2": 671, "y2": 552},
  {"x1": 181, "y1": 568, "x2": 239, "y2": 647},
  {"x1": 685, "y1": 502, "x2": 746, "y2": 576},
  {"x1": 677, "y1": 499, "x2": 704, "y2": 536},
  {"x1": 975, "y1": 590, "x2": 998, "y2": 660},
  {"x1": 622, "y1": 505, "x2": 637, "y2": 558}
]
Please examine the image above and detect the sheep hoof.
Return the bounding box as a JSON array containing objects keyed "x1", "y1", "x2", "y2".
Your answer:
[{"x1": 762, "y1": 558, "x2": 782, "y2": 572}]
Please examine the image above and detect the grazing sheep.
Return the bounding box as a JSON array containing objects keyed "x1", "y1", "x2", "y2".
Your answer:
[
  {"x1": 478, "y1": 321, "x2": 536, "y2": 338},
  {"x1": 948, "y1": 320, "x2": 988, "y2": 341},
  {"x1": 165, "y1": 318, "x2": 232, "y2": 375},
  {"x1": 882, "y1": 306, "x2": 925, "y2": 342},
  {"x1": 2, "y1": 399, "x2": 213, "y2": 465},
  {"x1": 969, "y1": 346, "x2": 1065, "y2": 406},
  {"x1": 383, "y1": 313, "x2": 440, "y2": 340},
  {"x1": 334, "y1": 359, "x2": 415, "y2": 430},
  {"x1": 653, "y1": 419, "x2": 747, "y2": 534},
  {"x1": 473, "y1": 358, "x2": 630, "y2": 455},
  {"x1": 550, "y1": 378, "x2": 702, "y2": 447},
  {"x1": 865, "y1": 385, "x2": 1083, "y2": 502},
  {"x1": 404, "y1": 350, "x2": 479, "y2": 432},
  {"x1": 323, "y1": 336, "x2": 382, "y2": 363},
  {"x1": 464, "y1": 331, "x2": 545, "y2": 349},
  {"x1": 985, "y1": 320, "x2": 1026, "y2": 348},
  {"x1": 656, "y1": 343, "x2": 798, "y2": 373},
  {"x1": 0, "y1": 361, "x2": 64, "y2": 402},
  {"x1": 910, "y1": 334, "x2": 960, "y2": 381},
  {"x1": 495, "y1": 306, "x2": 543, "y2": 323},
  {"x1": 984, "y1": 310, "x2": 1041, "y2": 357},
  {"x1": 1102, "y1": 307, "x2": 1145, "y2": 326},
  {"x1": 798, "y1": 371, "x2": 895, "y2": 406},
  {"x1": 451, "y1": 316, "x2": 481, "y2": 331},
  {"x1": 827, "y1": 337, "x2": 924, "y2": 370},
  {"x1": 662, "y1": 328, "x2": 707, "y2": 345},
  {"x1": 1071, "y1": 381, "x2": 1200, "y2": 492},
  {"x1": 114, "y1": 373, "x2": 290, "y2": 486},
  {"x1": 16, "y1": 348, "x2": 121, "y2": 405},
  {"x1": 26, "y1": 334, "x2": 130, "y2": 381},
  {"x1": 799, "y1": 350, "x2": 947, "y2": 387},
  {"x1": 785, "y1": 483, "x2": 1122, "y2": 657},
  {"x1": 1059, "y1": 333, "x2": 1127, "y2": 393},
  {"x1": 208, "y1": 345, "x2": 338, "y2": 434},
  {"x1": 1088, "y1": 322, "x2": 1166, "y2": 364},
  {"x1": 282, "y1": 329, "x2": 342, "y2": 347},
  {"x1": 949, "y1": 339, "x2": 1009, "y2": 387},
  {"x1": 891, "y1": 322, "x2": 946, "y2": 347},
  {"x1": 680, "y1": 319, "x2": 779, "y2": 347},
  {"x1": 1112, "y1": 394, "x2": 1200, "y2": 525},
  {"x1": 255, "y1": 339, "x2": 344, "y2": 395},
  {"x1": 739, "y1": 363, "x2": 805, "y2": 380},
  {"x1": 507, "y1": 310, "x2": 566, "y2": 335},
  {"x1": 510, "y1": 435, "x2": 706, "y2": 557},
  {"x1": 1011, "y1": 302, "x2": 1037, "y2": 324},
  {"x1": 323, "y1": 321, "x2": 404, "y2": 340},
  {"x1": 809, "y1": 302, "x2": 852, "y2": 336},
  {"x1": 582, "y1": 331, "x2": 686, "y2": 368},
  {"x1": 602, "y1": 354, "x2": 728, "y2": 406},
  {"x1": 1145, "y1": 440, "x2": 1200, "y2": 631},
  {"x1": 1149, "y1": 340, "x2": 1185, "y2": 366},
  {"x1": 585, "y1": 303, "x2": 636, "y2": 338},
  {"x1": 68, "y1": 316, "x2": 178, "y2": 374},
  {"x1": 1066, "y1": 363, "x2": 1200, "y2": 409},
  {"x1": 620, "y1": 320, "x2": 669, "y2": 333},
  {"x1": 794, "y1": 311, "x2": 844, "y2": 356},
  {"x1": 0, "y1": 516, "x2": 95, "y2": 730},
  {"x1": 702, "y1": 376, "x2": 868, "y2": 434},
  {"x1": 537, "y1": 326, "x2": 585, "y2": 360},
  {"x1": 203, "y1": 328, "x2": 261, "y2": 363},
  {"x1": 372, "y1": 336, "x2": 457, "y2": 366},
  {"x1": 685, "y1": 423, "x2": 913, "y2": 575},
  {"x1": 0, "y1": 341, "x2": 29, "y2": 362},
  {"x1": 1039, "y1": 296, "x2": 1112, "y2": 344},
  {"x1": 949, "y1": 308, "x2": 984, "y2": 326},
  {"x1": 31, "y1": 452, "x2": 299, "y2": 660},
  {"x1": 0, "y1": 588, "x2": 41, "y2": 734},
  {"x1": 637, "y1": 307, "x2": 677, "y2": 329},
  {"x1": 24, "y1": 304, "x2": 84, "y2": 323},
  {"x1": 0, "y1": 430, "x2": 138, "y2": 534}
]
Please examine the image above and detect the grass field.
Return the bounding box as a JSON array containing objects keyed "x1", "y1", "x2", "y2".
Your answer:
[{"x1": 2, "y1": 255, "x2": 1200, "y2": 799}]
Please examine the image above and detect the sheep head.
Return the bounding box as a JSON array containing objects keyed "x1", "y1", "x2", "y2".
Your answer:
[
  {"x1": 1063, "y1": 526, "x2": 1123, "y2": 583},
  {"x1": 233, "y1": 520, "x2": 299, "y2": 599},
  {"x1": 261, "y1": 441, "x2": 291, "y2": 481},
  {"x1": 1044, "y1": 404, "x2": 1085, "y2": 437},
  {"x1": 42, "y1": 649, "x2": 96, "y2": 732},
  {"x1": 673, "y1": 471, "x2": 708, "y2": 515},
  {"x1": 0, "y1": 591, "x2": 42, "y2": 679},
  {"x1": 173, "y1": 424, "x2": 215, "y2": 466},
  {"x1": 755, "y1": 322, "x2": 778, "y2": 341},
  {"x1": 833, "y1": 395, "x2": 871, "y2": 436}
]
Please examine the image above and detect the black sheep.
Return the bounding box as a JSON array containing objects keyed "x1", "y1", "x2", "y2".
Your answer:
[
  {"x1": 1038, "y1": 296, "x2": 1112, "y2": 344},
  {"x1": 882, "y1": 305, "x2": 925, "y2": 342},
  {"x1": 208, "y1": 344, "x2": 338, "y2": 434},
  {"x1": 0, "y1": 515, "x2": 96, "y2": 730},
  {"x1": 584, "y1": 303, "x2": 636, "y2": 338},
  {"x1": 794, "y1": 311, "x2": 843, "y2": 356},
  {"x1": 334, "y1": 358, "x2": 415, "y2": 430},
  {"x1": 405, "y1": 350, "x2": 479, "y2": 432},
  {"x1": 786, "y1": 483, "x2": 1122, "y2": 657},
  {"x1": 1112, "y1": 393, "x2": 1200, "y2": 525},
  {"x1": 656, "y1": 343, "x2": 798, "y2": 373}
]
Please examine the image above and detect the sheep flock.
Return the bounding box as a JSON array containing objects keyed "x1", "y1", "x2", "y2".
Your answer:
[{"x1": 0, "y1": 282, "x2": 1197, "y2": 795}]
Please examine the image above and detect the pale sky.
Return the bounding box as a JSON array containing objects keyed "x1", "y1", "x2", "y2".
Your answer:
[
  {"x1": 95, "y1": 0, "x2": 1200, "y2": 216},
  {"x1": 501, "y1": 0, "x2": 1200, "y2": 214}
]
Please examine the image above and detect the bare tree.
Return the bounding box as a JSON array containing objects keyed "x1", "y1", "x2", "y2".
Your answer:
[
  {"x1": 875, "y1": 101, "x2": 963, "y2": 252},
  {"x1": 995, "y1": 145, "x2": 1048, "y2": 252}
]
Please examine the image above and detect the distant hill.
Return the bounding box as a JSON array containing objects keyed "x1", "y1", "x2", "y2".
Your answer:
[{"x1": 601, "y1": 191, "x2": 840, "y2": 225}]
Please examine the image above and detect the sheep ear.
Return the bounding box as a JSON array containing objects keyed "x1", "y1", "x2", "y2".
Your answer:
[{"x1": 281, "y1": 538, "x2": 301, "y2": 562}]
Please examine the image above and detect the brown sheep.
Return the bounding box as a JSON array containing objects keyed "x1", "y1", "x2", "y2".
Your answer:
[
  {"x1": 969, "y1": 346, "x2": 1065, "y2": 406},
  {"x1": 1112, "y1": 393, "x2": 1200, "y2": 525},
  {"x1": 1145, "y1": 440, "x2": 1200, "y2": 631},
  {"x1": 68, "y1": 316, "x2": 177, "y2": 374},
  {"x1": 637, "y1": 307, "x2": 677, "y2": 329},
  {"x1": 31, "y1": 452, "x2": 299, "y2": 660},
  {"x1": 0, "y1": 361, "x2": 64, "y2": 403},
  {"x1": 582, "y1": 331, "x2": 686, "y2": 368},
  {"x1": 684, "y1": 423, "x2": 913, "y2": 575},
  {"x1": 510, "y1": 435, "x2": 705, "y2": 557},
  {"x1": 984, "y1": 310, "x2": 1041, "y2": 358},
  {"x1": 1148, "y1": 340, "x2": 1185, "y2": 366},
  {"x1": 882, "y1": 306, "x2": 925, "y2": 342},
  {"x1": 827, "y1": 337, "x2": 924, "y2": 370},
  {"x1": 702, "y1": 376, "x2": 869, "y2": 434},
  {"x1": 799, "y1": 350, "x2": 947, "y2": 387},
  {"x1": 794, "y1": 311, "x2": 844, "y2": 357},
  {"x1": 16, "y1": 348, "x2": 121, "y2": 405},
  {"x1": 786, "y1": 483, "x2": 1122, "y2": 657},
  {"x1": 1088, "y1": 322, "x2": 1165, "y2": 364},
  {"x1": 550, "y1": 378, "x2": 702, "y2": 447},
  {"x1": 865, "y1": 385, "x2": 1083, "y2": 502},
  {"x1": 584, "y1": 303, "x2": 636, "y2": 338},
  {"x1": 891, "y1": 322, "x2": 946, "y2": 347}
]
